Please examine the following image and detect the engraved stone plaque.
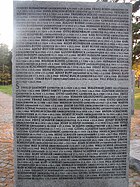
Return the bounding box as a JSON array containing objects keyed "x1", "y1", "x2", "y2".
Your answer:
[{"x1": 13, "y1": 1, "x2": 132, "y2": 187}]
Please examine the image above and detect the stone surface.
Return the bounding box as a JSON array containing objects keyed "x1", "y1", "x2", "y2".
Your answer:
[
  {"x1": 130, "y1": 141, "x2": 140, "y2": 161},
  {"x1": 13, "y1": 1, "x2": 131, "y2": 187},
  {"x1": 130, "y1": 157, "x2": 140, "y2": 173},
  {"x1": 0, "y1": 92, "x2": 140, "y2": 186}
]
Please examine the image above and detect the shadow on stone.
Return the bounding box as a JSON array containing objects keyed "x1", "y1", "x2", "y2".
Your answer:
[{"x1": 130, "y1": 156, "x2": 140, "y2": 174}]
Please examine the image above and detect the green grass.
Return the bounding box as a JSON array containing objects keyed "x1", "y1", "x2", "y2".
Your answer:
[
  {"x1": 0, "y1": 85, "x2": 12, "y2": 95},
  {"x1": 135, "y1": 87, "x2": 140, "y2": 110}
]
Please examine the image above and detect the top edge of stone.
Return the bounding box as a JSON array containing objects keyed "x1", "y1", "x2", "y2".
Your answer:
[{"x1": 13, "y1": 1, "x2": 132, "y2": 9}]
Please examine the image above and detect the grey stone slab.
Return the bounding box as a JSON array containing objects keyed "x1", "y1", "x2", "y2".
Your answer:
[
  {"x1": 16, "y1": 179, "x2": 128, "y2": 187},
  {"x1": 13, "y1": 1, "x2": 132, "y2": 187},
  {"x1": 130, "y1": 156, "x2": 140, "y2": 173},
  {"x1": 130, "y1": 140, "x2": 140, "y2": 161}
]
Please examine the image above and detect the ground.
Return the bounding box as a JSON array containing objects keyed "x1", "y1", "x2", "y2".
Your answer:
[
  {"x1": 0, "y1": 92, "x2": 14, "y2": 187},
  {"x1": 131, "y1": 110, "x2": 140, "y2": 140},
  {"x1": 0, "y1": 91, "x2": 140, "y2": 187}
]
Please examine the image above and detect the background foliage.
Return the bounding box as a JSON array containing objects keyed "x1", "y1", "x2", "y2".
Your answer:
[
  {"x1": 0, "y1": 44, "x2": 12, "y2": 85},
  {"x1": 132, "y1": 0, "x2": 140, "y2": 82}
]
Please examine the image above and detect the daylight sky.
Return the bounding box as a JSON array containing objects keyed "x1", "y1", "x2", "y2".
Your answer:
[{"x1": 0, "y1": 0, "x2": 139, "y2": 50}]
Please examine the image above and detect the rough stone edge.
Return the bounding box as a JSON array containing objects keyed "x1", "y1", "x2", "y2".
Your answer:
[{"x1": 130, "y1": 156, "x2": 140, "y2": 174}]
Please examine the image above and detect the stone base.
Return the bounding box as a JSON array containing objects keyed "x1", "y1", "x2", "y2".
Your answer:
[{"x1": 16, "y1": 179, "x2": 128, "y2": 187}]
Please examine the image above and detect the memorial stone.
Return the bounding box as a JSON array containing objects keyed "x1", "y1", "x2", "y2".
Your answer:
[{"x1": 13, "y1": 1, "x2": 132, "y2": 187}]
